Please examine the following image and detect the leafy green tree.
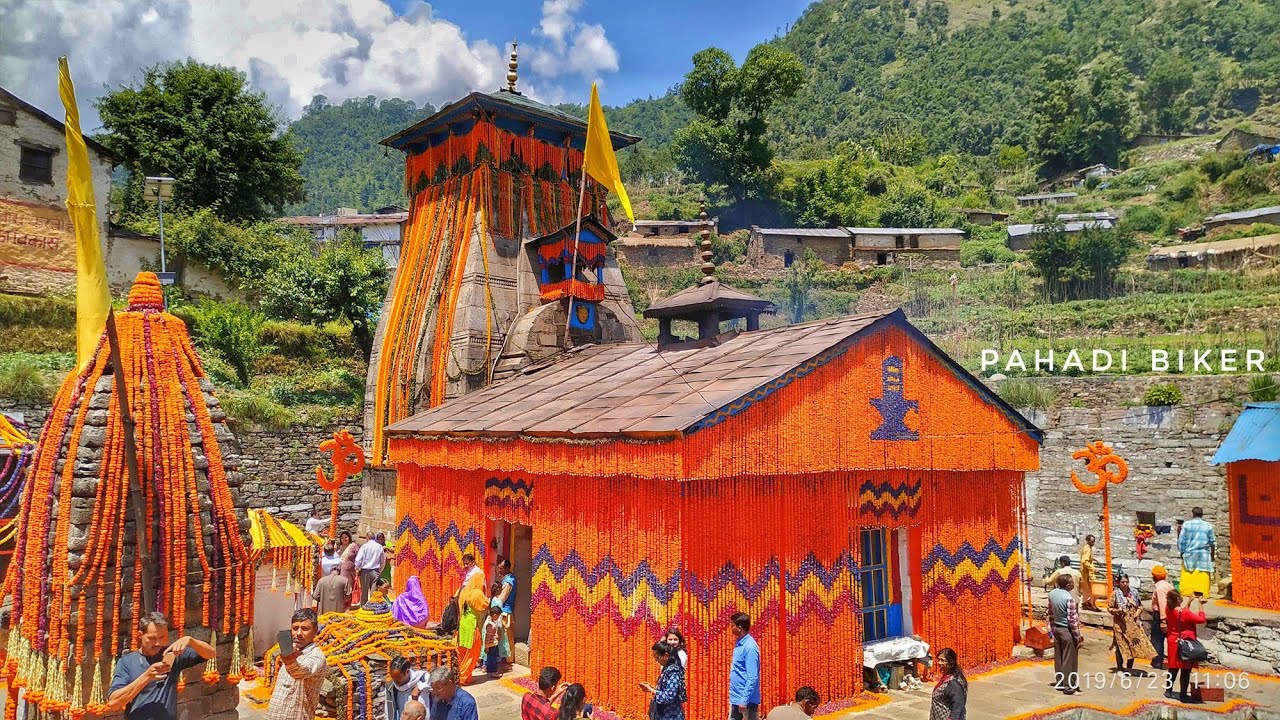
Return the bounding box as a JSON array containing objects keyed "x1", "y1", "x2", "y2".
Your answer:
[
  {"x1": 260, "y1": 231, "x2": 390, "y2": 357},
  {"x1": 97, "y1": 61, "x2": 304, "y2": 221},
  {"x1": 1028, "y1": 223, "x2": 1138, "y2": 302},
  {"x1": 781, "y1": 248, "x2": 822, "y2": 323},
  {"x1": 673, "y1": 44, "x2": 806, "y2": 218},
  {"x1": 878, "y1": 186, "x2": 948, "y2": 227},
  {"x1": 1140, "y1": 55, "x2": 1194, "y2": 133},
  {"x1": 1031, "y1": 56, "x2": 1134, "y2": 174}
]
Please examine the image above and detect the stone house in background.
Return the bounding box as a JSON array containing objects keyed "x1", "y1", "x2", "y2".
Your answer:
[
  {"x1": 1147, "y1": 233, "x2": 1280, "y2": 271},
  {"x1": 0, "y1": 85, "x2": 114, "y2": 295},
  {"x1": 614, "y1": 218, "x2": 714, "y2": 267},
  {"x1": 848, "y1": 226, "x2": 965, "y2": 266},
  {"x1": 1006, "y1": 219, "x2": 1114, "y2": 251},
  {"x1": 1217, "y1": 127, "x2": 1280, "y2": 153},
  {"x1": 748, "y1": 226, "x2": 853, "y2": 267},
  {"x1": 1203, "y1": 205, "x2": 1280, "y2": 231},
  {"x1": 953, "y1": 208, "x2": 1009, "y2": 225},
  {"x1": 1017, "y1": 191, "x2": 1078, "y2": 207},
  {"x1": 277, "y1": 206, "x2": 409, "y2": 271}
]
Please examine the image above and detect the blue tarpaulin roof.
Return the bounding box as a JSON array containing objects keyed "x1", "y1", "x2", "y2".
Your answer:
[{"x1": 1211, "y1": 402, "x2": 1280, "y2": 464}]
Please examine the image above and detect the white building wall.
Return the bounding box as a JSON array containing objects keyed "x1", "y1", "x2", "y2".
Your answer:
[{"x1": 0, "y1": 101, "x2": 114, "y2": 295}]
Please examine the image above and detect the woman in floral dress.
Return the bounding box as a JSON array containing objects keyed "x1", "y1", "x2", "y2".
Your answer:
[{"x1": 1109, "y1": 574, "x2": 1156, "y2": 672}]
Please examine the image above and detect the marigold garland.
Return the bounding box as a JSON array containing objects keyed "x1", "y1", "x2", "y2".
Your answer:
[
  {"x1": 0, "y1": 272, "x2": 254, "y2": 718},
  {"x1": 1226, "y1": 459, "x2": 1280, "y2": 611},
  {"x1": 260, "y1": 592, "x2": 458, "y2": 720}
]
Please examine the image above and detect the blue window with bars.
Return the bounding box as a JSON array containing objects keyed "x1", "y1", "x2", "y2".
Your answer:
[{"x1": 860, "y1": 528, "x2": 891, "y2": 642}]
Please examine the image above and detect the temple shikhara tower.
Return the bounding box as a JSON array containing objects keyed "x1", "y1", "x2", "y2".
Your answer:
[
  {"x1": 0, "y1": 273, "x2": 253, "y2": 720},
  {"x1": 361, "y1": 47, "x2": 642, "y2": 527}
]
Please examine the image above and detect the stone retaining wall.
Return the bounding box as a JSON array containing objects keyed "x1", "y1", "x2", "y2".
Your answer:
[{"x1": 1205, "y1": 615, "x2": 1280, "y2": 676}]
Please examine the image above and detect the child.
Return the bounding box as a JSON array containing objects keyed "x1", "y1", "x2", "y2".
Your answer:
[{"x1": 483, "y1": 599, "x2": 504, "y2": 678}]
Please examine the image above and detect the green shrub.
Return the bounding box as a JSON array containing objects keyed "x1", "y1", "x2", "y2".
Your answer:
[
  {"x1": 221, "y1": 390, "x2": 296, "y2": 429},
  {"x1": 996, "y1": 378, "x2": 1056, "y2": 409},
  {"x1": 711, "y1": 230, "x2": 748, "y2": 265},
  {"x1": 0, "y1": 361, "x2": 54, "y2": 403},
  {"x1": 1249, "y1": 374, "x2": 1279, "y2": 402},
  {"x1": 188, "y1": 299, "x2": 271, "y2": 386},
  {"x1": 1160, "y1": 171, "x2": 1201, "y2": 202},
  {"x1": 1223, "y1": 163, "x2": 1274, "y2": 201},
  {"x1": 0, "y1": 294, "x2": 75, "y2": 328},
  {"x1": 267, "y1": 367, "x2": 364, "y2": 406},
  {"x1": 1118, "y1": 206, "x2": 1166, "y2": 235},
  {"x1": 1142, "y1": 383, "x2": 1183, "y2": 406},
  {"x1": 960, "y1": 237, "x2": 1017, "y2": 266},
  {"x1": 1199, "y1": 151, "x2": 1245, "y2": 182}
]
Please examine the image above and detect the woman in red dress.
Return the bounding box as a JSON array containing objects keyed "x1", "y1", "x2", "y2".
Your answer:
[{"x1": 1164, "y1": 589, "x2": 1207, "y2": 704}]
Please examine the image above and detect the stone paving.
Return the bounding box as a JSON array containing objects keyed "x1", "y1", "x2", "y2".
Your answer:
[{"x1": 235, "y1": 631, "x2": 1280, "y2": 720}]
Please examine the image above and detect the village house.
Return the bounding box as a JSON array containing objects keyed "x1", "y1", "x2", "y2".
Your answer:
[
  {"x1": 747, "y1": 226, "x2": 853, "y2": 268},
  {"x1": 1203, "y1": 205, "x2": 1280, "y2": 231},
  {"x1": 1217, "y1": 127, "x2": 1280, "y2": 154},
  {"x1": 1016, "y1": 191, "x2": 1078, "y2": 207},
  {"x1": 848, "y1": 226, "x2": 965, "y2": 265},
  {"x1": 277, "y1": 206, "x2": 409, "y2": 269},
  {"x1": 1056, "y1": 211, "x2": 1117, "y2": 223},
  {"x1": 1006, "y1": 219, "x2": 1114, "y2": 251},
  {"x1": 952, "y1": 208, "x2": 1009, "y2": 225},
  {"x1": 615, "y1": 218, "x2": 714, "y2": 267},
  {"x1": 1146, "y1": 233, "x2": 1280, "y2": 271},
  {"x1": 0, "y1": 86, "x2": 114, "y2": 295}
]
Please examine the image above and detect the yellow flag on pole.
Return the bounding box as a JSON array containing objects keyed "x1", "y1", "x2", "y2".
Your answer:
[
  {"x1": 59, "y1": 56, "x2": 111, "y2": 371},
  {"x1": 582, "y1": 82, "x2": 633, "y2": 223}
]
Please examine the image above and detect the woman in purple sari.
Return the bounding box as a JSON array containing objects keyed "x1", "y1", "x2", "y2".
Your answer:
[{"x1": 392, "y1": 576, "x2": 431, "y2": 628}]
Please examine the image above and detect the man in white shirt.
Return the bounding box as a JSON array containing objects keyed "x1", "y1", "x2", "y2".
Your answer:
[
  {"x1": 304, "y1": 509, "x2": 329, "y2": 536},
  {"x1": 354, "y1": 532, "x2": 387, "y2": 606}
]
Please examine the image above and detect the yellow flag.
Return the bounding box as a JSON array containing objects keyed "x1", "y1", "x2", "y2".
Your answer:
[
  {"x1": 582, "y1": 82, "x2": 633, "y2": 223},
  {"x1": 59, "y1": 56, "x2": 111, "y2": 371}
]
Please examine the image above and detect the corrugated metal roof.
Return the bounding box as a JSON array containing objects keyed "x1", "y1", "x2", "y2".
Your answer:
[
  {"x1": 1007, "y1": 220, "x2": 1114, "y2": 238},
  {"x1": 1017, "y1": 192, "x2": 1079, "y2": 201},
  {"x1": 1205, "y1": 206, "x2": 1280, "y2": 223},
  {"x1": 1147, "y1": 233, "x2": 1280, "y2": 260},
  {"x1": 754, "y1": 227, "x2": 851, "y2": 238},
  {"x1": 1211, "y1": 402, "x2": 1280, "y2": 464},
  {"x1": 846, "y1": 227, "x2": 965, "y2": 235},
  {"x1": 1056, "y1": 212, "x2": 1117, "y2": 222}
]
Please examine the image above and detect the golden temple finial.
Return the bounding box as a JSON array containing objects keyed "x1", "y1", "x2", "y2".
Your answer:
[
  {"x1": 698, "y1": 198, "x2": 715, "y2": 284},
  {"x1": 507, "y1": 41, "x2": 520, "y2": 94}
]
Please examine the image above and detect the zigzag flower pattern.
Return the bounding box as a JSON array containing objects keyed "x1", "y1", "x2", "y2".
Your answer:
[
  {"x1": 922, "y1": 537, "x2": 1023, "y2": 607},
  {"x1": 857, "y1": 478, "x2": 922, "y2": 523},
  {"x1": 784, "y1": 551, "x2": 859, "y2": 633},
  {"x1": 483, "y1": 476, "x2": 533, "y2": 524},
  {"x1": 395, "y1": 516, "x2": 484, "y2": 577}
]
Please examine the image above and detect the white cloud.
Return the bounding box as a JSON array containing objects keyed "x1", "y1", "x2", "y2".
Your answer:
[
  {"x1": 529, "y1": 0, "x2": 618, "y2": 80},
  {"x1": 0, "y1": 0, "x2": 615, "y2": 129}
]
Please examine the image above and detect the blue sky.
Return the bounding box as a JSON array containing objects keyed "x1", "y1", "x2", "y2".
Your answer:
[
  {"x1": 421, "y1": 0, "x2": 814, "y2": 105},
  {"x1": 2, "y1": 0, "x2": 813, "y2": 129}
]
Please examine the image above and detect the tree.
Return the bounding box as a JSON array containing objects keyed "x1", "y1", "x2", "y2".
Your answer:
[
  {"x1": 673, "y1": 44, "x2": 806, "y2": 219},
  {"x1": 1028, "y1": 223, "x2": 1138, "y2": 302},
  {"x1": 1139, "y1": 54, "x2": 1195, "y2": 133},
  {"x1": 781, "y1": 248, "x2": 822, "y2": 323},
  {"x1": 1030, "y1": 56, "x2": 1135, "y2": 174},
  {"x1": 878, "y1": 186, "x2": 948, "y2": 228},
  {"x1": 97, "y1": 60, "x2": 304, "y2": 221},
  {"x1": 260, "y1": 231, "x2": 390, "y2": 357}
]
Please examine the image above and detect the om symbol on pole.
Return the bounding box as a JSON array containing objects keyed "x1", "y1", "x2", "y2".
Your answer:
[
  {"x1": 1070, "y1": 440, "x2": 1128, "y2": 601},
  {"x1": 316, "y1": 429, "x2": 366, "y2": 540}
]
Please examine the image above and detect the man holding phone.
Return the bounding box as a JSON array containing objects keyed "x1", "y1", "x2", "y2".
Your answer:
[
  {"x1": 106, "y1": 611, "x2": 217, "y2": 719},
  {"x1": 267, "y1": 608, "x2": 328, "y2": 720}
]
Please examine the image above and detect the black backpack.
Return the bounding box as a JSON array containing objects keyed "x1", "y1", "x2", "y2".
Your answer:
[{"x1": 436, "y1": 595, "x2": 460, "y2": 636}]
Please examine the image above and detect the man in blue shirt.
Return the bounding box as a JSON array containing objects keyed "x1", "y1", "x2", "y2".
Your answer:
[
  {"x1": 426, "y1": 665, "x2": 479, "y2": 720},
  {"x1": 729, "y1": 612, "x2": 761, "y2": 720},
  {"x1": 106, "y1": 611, "x2": 218, "y2": 720}
]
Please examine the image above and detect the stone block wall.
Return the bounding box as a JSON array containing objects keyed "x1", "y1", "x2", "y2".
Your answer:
[{"x1": 995, "y1": 374, "x2": 1253, "y2": 588}]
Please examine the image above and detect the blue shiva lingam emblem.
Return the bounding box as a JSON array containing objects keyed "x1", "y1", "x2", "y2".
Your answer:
[{"x1": 870, "y1": 355, "x2": 919, "y2": 441}]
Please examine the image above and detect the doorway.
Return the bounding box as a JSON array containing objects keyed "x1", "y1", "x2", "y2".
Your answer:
[
  {"x1": 858, "y1": 526, "x2": 916, "y2": 642},
  {"x1": 489, "y1": 518, "x2": 533, "y2": 644}
]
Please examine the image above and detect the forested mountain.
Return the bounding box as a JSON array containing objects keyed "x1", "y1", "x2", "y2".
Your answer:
[
  {"x1": 287, "y1": 95, "x2": 432, "y2": 215},
  {"x1": 286, "y1": 0, "x2": 1280, "y2": 213},
  {"x1": 603, "y1": 0, "x2": 1280, "y2": 158}
]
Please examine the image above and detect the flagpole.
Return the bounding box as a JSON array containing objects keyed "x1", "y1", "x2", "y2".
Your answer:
[{"x1": 563, "y1": 167, "x2": 589, "y2": 347}]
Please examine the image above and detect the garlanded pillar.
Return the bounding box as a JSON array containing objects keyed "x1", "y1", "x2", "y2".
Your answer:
[
  {"x1": 0, "y1": 272, "x2": 254, "y2": 719},
  {"x1": 1069, "y1": 440, "x2": 1129, "y2": 602}
]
